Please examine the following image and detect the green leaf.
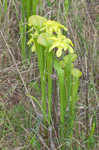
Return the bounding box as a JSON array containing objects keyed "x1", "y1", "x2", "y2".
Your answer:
[
  {"x1": 59, "y1": 54, "x2": 77, "y2": 68},
  {"x1": 70, "y1": 54, "x2": 77, "y2": 62},
  {"x1": 28, "y1": 15, "x2": 47, "y2": 27},
  {"x1": 67, "y1": 46, "x2": 74, "y2": 53},
  {"x1": 63, "y1": 54, "x2": 77, "y2": 63},
  {"x1": 72, "y1": 68, "x2": 82, "y2": 78},
  {"x1": 37, "y1": 33, "x2": 53, "y2": 47}
]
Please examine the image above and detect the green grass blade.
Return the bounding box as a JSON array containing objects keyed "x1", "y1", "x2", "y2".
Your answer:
[
  {"x1": 32, "y1": 0, "x2": 39, "y2": 15},
  {"x1": 64, "y1": 0, "x2": 69, "y2": 17},
  {"x1": 27, "y1": 94, "x2": 44, "y2": 114},
  {"x1": 4, "y1": 0, "x2": 7, "y2": 14},
  {"x1": 19, "y1": 20, "x2": 26, "y2": 62},
  {"x1": 20, "y1": 0, "x2": 40, "y2": 62}
]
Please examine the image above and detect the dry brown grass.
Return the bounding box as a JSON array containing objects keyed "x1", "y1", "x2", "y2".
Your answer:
[{"x1": 0, "y1": 0, "x2": 99, "y2": 149}]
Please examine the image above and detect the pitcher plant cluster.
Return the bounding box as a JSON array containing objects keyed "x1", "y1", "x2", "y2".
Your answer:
[{"x1": 27, "y1": 15, "x2": 82, "y2": 141}]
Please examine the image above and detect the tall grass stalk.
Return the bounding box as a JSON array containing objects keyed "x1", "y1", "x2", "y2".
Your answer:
[
  {"x1": 21, "y1": 0, "x2": 39, "y2": 20},
  {"x1": 19, "y1": 20, "x2": 26, "y2": 62},
  {"x1": 64, "y1": 0, "x2": 69, "y2": 18},
  {"x1": 0, "y1": 1, "x2": 2, "y2": 22},
  {"x1": 74, "y1": 15, "x2": 91, "y2": 147},
  {"x1": 20, "y1": 0, "x2": 39, "y2": 62},
  {"x1": 32, "y1": 0, "x2": 39, "y2": 15},
  {"x1": 0, "y1": 0, "x2": 8, "y2": 22},
  {"x1": 3, "y1": 0, "x2": 7, "y2": 14},
  {"x1": 69, "y1": 2, "x2": 97, "y2": 147}
]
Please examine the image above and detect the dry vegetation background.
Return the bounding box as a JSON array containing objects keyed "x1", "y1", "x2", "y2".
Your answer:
[{"x1": 0, "y1": 0, "x2": 99, "y2": 149}]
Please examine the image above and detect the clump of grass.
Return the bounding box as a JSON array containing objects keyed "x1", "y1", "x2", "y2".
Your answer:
[
  {"x1": 64, "y1": 0, "x2": 69, "y2": 17},
  {"x1": 20, "y1": 0, "x2": 39, "y2": 62},
  {"x1": 0, "y1": 101, "x2": 41, "y2": 149},
  {"x1": 1, "y1": 0, "x2": 98, "y2": 149},
  {"x1": 66, "y1": 1, "x2": 98, "y2": 149},
  {"x1": 0, "y1": 0, "x2": 8, "y2": 23}
]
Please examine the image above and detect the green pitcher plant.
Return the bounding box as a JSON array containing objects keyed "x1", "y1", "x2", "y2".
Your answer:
[{"x1": 27, "y1": 15, "x2": 82, "y2": 143}]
